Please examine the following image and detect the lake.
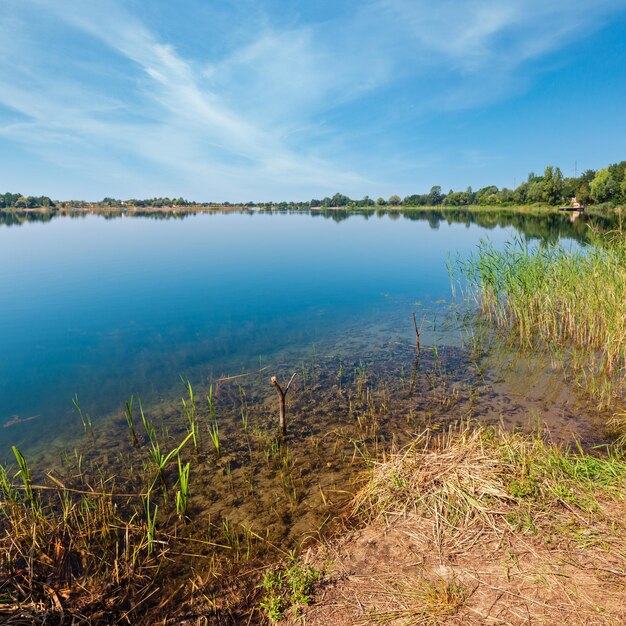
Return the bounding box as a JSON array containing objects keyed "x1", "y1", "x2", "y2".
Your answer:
[{"x1": 0, "y1": 208, "x2": 602, "y2": 459}]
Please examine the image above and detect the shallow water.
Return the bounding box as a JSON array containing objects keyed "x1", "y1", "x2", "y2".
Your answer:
[
  {"x1": 0, "y1": 208, "x2": 607, "y2": 459},
  {"x1": 2, "y1": 207, "x2": 620, "y2": 586}
]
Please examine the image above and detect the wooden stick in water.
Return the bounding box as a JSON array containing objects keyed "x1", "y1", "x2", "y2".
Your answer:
[
  {"x1": 413, "y1": 312, "x2": 426, "y2": 356},
  {"x1": 270, "y1": 373, "x2": 297, "y2": 439}
]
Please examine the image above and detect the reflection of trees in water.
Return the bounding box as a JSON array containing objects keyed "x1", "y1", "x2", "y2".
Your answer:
[
  {"x1": 0, "y1": 208, "x2": 618, "y2": 243},
  {"x1": 0, "y1": 210, "x2": 58, "y2": 228},
  {"x1": 0, "y1": 209, "x2": 203, "y2": 228},
  {"x1": 397, "y1": 209, "x2": 617, "y2": 243}
]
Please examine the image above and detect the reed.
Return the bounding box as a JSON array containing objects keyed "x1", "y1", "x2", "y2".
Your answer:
[
  {"x1": 0, "y1": 407, "x2": 262, "y2": 623},
  {"x1": 0, "y1": 463, "x2": 18, "y2": 505},
  {"x1": 238, "y1": 384, "x2": 249, "y2": 434},
  {"x1": 207, "y1": 383, "x2": 216, "y2": 421},
  {"x1": 139, "y1": 396, "x2": 157, "y2": 444},
  {"x1": 207, "y1": 388, "x2": 221, "y2": 456},
  {"x1": 181, "y1": 379, "x2": 199, "y2": 452},
  {"x1": 124, "y1": 395, "x2": 139, "y2": 446},
  {"x1": 11, "y1": 446, "x2": 37, "y2": 510},
  {"x1": 72, "y1": 394, "x2": 93, "y2": 438},
  {"x1": 0, "y1": 455, "x2": 163, "y2": 622},
  {"x1": 458, "y1": 230, "x2": 626, "y2": 407},
  {"x1": 144, "y1": 495, "x2": 158, "y2": 556},
  {"x1": 147, "y1": 430, "x2": 193, "y2": 489},
  {"x1": 299, "y1": 362, "x2": 308, "y2": 389},
  {"x1": 208, "y1": 415, "x2": 221, "y2": 456},
  {"x1": 175, "y1": 456, "x2": 191, "y2": 518}
]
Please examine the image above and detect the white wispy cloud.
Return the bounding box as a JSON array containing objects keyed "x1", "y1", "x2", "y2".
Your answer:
[
  {"x1": 0, "y1": 0, "x2": 369, "y2": 198},
  {"x1": 376, "y1": 0, "x2": 620, "y2": 67},
  {"x1": 0, "y1": 0, "x2": 624, "y2": 199}
]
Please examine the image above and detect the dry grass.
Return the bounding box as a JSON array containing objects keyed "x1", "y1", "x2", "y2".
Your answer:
[
  {"x1": 361, "y1": 574, "x2": 469, "y2": 624},
  {"x1": 0, "y1": 446, "x2": 264, "y2": 624},
  {"x1": 288, "y1": 423, "x2": 626, "y2": 625}
]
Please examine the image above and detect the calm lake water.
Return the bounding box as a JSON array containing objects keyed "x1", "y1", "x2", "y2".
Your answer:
[{"x1": 0, "y1": 209, "x2": 598, "y2": 458}]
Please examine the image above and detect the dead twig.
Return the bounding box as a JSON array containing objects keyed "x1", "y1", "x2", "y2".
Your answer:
[
  {"x1": 413, "y1": 312, "x2": 426, "y2": 356},
  {"x1": 270, "y1": 373, "x2": 297, "y2": 439}
]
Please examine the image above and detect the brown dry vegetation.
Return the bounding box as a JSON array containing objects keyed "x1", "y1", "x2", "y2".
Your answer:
[{"x1": 281, "y1": 425, "x2": 626, "y2": 625}]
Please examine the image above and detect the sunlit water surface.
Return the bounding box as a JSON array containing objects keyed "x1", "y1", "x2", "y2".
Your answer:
[{"x1": 0, "y1": 209, "x2": 597, "y2": 459}]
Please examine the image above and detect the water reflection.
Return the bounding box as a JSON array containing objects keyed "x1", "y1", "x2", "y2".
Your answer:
[
  {"x1": 0, "y1": 208, "x2": 617, "y2": 458},
  {"x1": 0, "y1": 207, "x2": 618, "y2": 244}
]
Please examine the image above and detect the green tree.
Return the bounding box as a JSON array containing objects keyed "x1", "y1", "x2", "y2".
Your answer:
[
  {"x1": 527, "y1": 179, "x2": 546, "y2": 203},
  {"x1": 475, "y1": 186, "x2": 499, "y2": 205},
  {"x1": 388, "y1": 194, "x2": 401, "y2": 205},
  {"x1": 331, "y1": 193, "x2": 350, "y2": 206},
  {"x1": 402, "y1": 194, "x2": 422, "y2": 206},
  {"x1": 590, "y1": 168, "x2": 620, "y2": 203},
  {"x1": 427, "y1": 186, "x2": 444, "y2": 205},
  {"x1": 542, "y1": 165, "x2": 564, "y2": 205},
  {"x1": 446, "y1": 188, "x2": 472, "y2": 205},
  {"x1": 577, "y1": 182, "x2": 592, "y2": 205}
]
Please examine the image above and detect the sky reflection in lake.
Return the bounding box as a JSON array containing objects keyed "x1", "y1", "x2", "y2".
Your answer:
[{"x1": 0, "y1": 210, "x2": 594, "y2": 454}]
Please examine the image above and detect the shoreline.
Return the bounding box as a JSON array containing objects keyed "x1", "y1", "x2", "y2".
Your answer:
[
  {"x1": 3, "y1": 203, "x2": 623, "y2": 216},
  {"x1": 1, "y1": 212, "x2": 624, "y2": 624}
]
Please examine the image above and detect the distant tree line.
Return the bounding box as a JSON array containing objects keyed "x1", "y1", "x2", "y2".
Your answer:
[
  {"x1": 0, "y1": 192, "x2": 55, "y2": 208},
  {"x1": 255, "y1": 161, "x2": 625, "y2": 209},
  {"x1": 100, "y1": 197, "x2": 196, "y2": 208},
  {"x1": 2, "y1": 160, "x2": 625, "y2": 211}
]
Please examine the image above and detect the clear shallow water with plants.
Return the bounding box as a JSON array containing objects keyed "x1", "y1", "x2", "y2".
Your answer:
[{"x1": 0, "y1": 209, "x2": 605, "y2": 458}]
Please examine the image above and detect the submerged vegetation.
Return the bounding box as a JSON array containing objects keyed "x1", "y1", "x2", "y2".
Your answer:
[
  {"x1": 2, "y1": 206, "x2": 626, "y2": 622},
  {"x1": 2, "y1": 355, "x2": 444, "y2": 624},
  {"x1": 458, "y1": 224, "x2": 626, "y2": 409},
  {"x1": 1, "y1": 317, "x2": 623, "y2": 623}
]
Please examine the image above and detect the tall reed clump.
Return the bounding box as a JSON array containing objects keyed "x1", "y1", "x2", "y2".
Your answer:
[{"x1": 457, "y1": 228, "x2": 626, "y2": 407}]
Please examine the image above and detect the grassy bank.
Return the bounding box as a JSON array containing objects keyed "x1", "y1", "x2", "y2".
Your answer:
[
  {"x1": 288, "y1": 423, "x2": 626, "y2": 625},
  {"x1": 2, "y1": 215, "x2": 625, "y2": 624},
  {"x1": 7, "y1": 420, "x2": 622, "y2": 624},
  {"x1": 457, "y1": 225, "x2": 626, "y2": 409}
]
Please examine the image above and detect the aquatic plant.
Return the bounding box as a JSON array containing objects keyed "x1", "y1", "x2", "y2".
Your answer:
[
  {"x1": 11, "y1": 446, "x2": 37, "y2": 510},
  {"x1": 458, "y1": 230, "x2": 626, "y2": 407},
  {"x1": 0, "y1": 415, "x2": 269, "y2": 623},
  {"x1": 208, "y1": 414, "x2": 221, "y2": 456},
  {"x1": 207, "y1": 383, "x2": 216, "y2": 421},
  {"x1": 237, "y1": 384, "x2": 249, "y2": 434},
  {"x1": 146, "y1": 429, "x2": 193, "y2": 488},
  {"x1": 299, "y1": 362, "x2": 308, "y2": 390},
  {"x1": 181, "y1": 378, "x2": 199, "y2": 452},
  {"x1": 144, "y1": 495, "x2": 158, "y2": 556},
  {"x1": 72, "y1": 394, "x2": 93, "y2": 438},
  {"x1": 124, "y1": 395, "x2": 139, "y2": 447},
  {"x1": 139, "y1": 396, "x2": 157, "y2": 443}
]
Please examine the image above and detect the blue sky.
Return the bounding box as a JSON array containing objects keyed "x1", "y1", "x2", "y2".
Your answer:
[{"x1": 1, "y1": 0, "x2": 625, "y2": 202}]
